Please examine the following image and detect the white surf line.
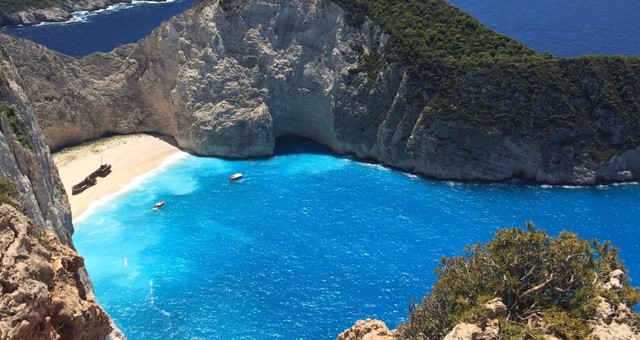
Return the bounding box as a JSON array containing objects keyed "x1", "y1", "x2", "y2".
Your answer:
[{"x1": 74, "y1": 151, "x2": 190, "y2": 225}]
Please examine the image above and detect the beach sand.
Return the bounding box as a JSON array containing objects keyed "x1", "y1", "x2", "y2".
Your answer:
[{"x1": 53, "y1": 134, "x2": 182, "y2": 220}]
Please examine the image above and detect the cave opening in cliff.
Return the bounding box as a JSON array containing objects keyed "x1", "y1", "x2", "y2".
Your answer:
[{"x1": 274, "y1": 135, "x2": 336, "y2": 157}]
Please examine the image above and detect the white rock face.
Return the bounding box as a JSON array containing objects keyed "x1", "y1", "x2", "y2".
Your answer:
[
  {"x1": 3, "y1": 0, "x2": 640, "y2": 184},
  {"x1": 0, "y1": 54, "x2": 72, "y2": 243},
  {"x1": 337, "y1": 319, "x2": 394, "y2": 340}
]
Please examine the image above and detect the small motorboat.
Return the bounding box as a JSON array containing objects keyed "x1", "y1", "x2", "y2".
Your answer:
[
  {"x1": 153, "y1": 200, "x2": 165, "y2": 211},
  {"x1": 229, "y1": 173, "x2": 243, "y2": 181}
]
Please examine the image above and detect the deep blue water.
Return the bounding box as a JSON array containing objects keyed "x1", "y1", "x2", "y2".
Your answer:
[
  {"x1": 74, "y1": 140, "x2": 640, "y2": 339},
  {"x1": 2, "y1": 0, "x2": 640, "y2": 56},
  {"x1": 1, "y1": 0, "x2": 196, "y2": 56},
  {"x1": 446, "y1": 0, "x2": 640, "y2": 56}
]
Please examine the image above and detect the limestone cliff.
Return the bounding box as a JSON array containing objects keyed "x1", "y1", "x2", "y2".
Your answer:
[
  {"x1": 2, "y1": 0, "x2": 640, "y2": 184},
  {"x1": 0, "y1": 45, "x2": 72, "y2": 243},
  {"x1": 0, "y1": 47, "x2": 122, "y2": 338},
  {"x1": 0, "y1": 205, "x2": 118, "y2": 339}
]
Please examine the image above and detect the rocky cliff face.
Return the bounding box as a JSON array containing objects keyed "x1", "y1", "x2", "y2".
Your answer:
[
  {"x1": 340, "y1": 294, "x2": 640, "y2": 339},
  {"x1": 0, "y1": 47, "x2": 72, "y2": 243},
  {"x1": 0, "y1": 48, "x2": 121, "y2": 339},
  {"x1": 0, "y1": 205, "x2": 118, "y2": 339},
  {"x1": 2, "y1": 0, "x2": 640, "y2": 184}
]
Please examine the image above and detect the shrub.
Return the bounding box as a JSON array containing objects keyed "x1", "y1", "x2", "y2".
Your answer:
[
  {"x1": 0, "y1": 100, "x2": 32, "y2": 149},
  {"x1": 0, "y1": 176, "x2": 20, "y2": 210},
  {"x1": 395, "y1": 223, "x2": 640, "y2": 338}
]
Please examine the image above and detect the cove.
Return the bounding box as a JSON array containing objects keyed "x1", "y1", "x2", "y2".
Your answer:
[{"x1": 74, "y1": 139, "x2": 640, "y2": 339}]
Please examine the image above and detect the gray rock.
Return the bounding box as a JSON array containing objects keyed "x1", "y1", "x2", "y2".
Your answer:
[
  {"x1": 0, "y1": 53, "x2": 72, "y2": 243},
  {"x1": 2, "y1": 0, "x2": 640, "y2": 185}
]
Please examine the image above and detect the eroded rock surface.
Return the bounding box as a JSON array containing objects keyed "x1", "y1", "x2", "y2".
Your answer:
[
  {"x1": 337, "y1": 319, "x2": 394, "y2": 340},
  {"x1": 0, "y1": 46, "x2": 72, "y2": 243},
  {"x1": 2, "y1": 0, "x2": 640, "y2": 185},
  {"x1": 0, "y1": 205, "x2": 116, "y2": 339},
  {"x1": 0, "y1": 48, "x2": 123, "y2": 339}
]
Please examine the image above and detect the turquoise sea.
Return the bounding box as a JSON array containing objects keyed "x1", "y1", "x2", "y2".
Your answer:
[
  {"x1": 74, "y1": 139, "x2": 640, "y2": 339},
  {"x1": 3, "y1": 0, "x2": 638, "y2": 338}
]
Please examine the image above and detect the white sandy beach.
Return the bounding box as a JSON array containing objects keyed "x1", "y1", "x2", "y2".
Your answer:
[{"x1": 53, "y1": 134, "x2": 182, "y2": 220}]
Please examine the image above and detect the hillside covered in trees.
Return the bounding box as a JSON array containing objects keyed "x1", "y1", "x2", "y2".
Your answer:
[{"x1": 332, "y1": 0, "x2": 640, "y2": 166}]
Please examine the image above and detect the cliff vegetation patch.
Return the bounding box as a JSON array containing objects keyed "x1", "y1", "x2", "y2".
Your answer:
[
  {"x1": 396, "y1": 223, "x2": 640, "y2": 338},
  {"x1": 0, "y1": 176, "x2": 19, "y2": 210},
  {"x1": 332, "y1": 0, "x2": 640, "y2": 163},
  {"x1": 0, "y1": 100, "x2": 31, "y2": 148}
]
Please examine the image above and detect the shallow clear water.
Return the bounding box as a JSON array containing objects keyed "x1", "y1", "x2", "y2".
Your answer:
[
  {"x1": 1, "y1": 0, "x2": 196, "y2": 56},
  {"x1": 446, "y1": 0, "x2": 640, "y2": 56},
  {"x1": 74, "y1": 140, "x2": 640, "y2": 339}
]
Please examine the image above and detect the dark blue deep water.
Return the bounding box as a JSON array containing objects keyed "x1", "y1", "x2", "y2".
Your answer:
[
  {"x1": 2, "y1": 0, "x2": 640, "y2": 56},
  {"x1": 74, "y1": 140, "x2": 640, "y2": 339},
  {"x1": 446, "y1": 0, "x2": 640, "y2": 56},
  {"x1": 1, "y1": 0, "x2": 196, "y2": 56}
]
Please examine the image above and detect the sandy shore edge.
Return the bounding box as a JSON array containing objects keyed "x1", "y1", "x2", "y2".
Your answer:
[{"x1": 53, "y1": 134, "x2": 184, "y2": 220}]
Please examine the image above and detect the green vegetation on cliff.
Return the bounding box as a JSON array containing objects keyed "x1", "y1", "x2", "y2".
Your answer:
[
  {"x1": 333, "y1": 0, "x2": 640, "y2": 162},
  {"x1": 396, "y1": 224, "x2": 640, "y2": 338},
  {"x1": 1, "y1": 100, "x2": 31, "y2": 148},
  {"x1": 0, "y1": 176, "x2": 19, "y2": 210},
  {"x1": 332, "y1": 0, "x2": 544, "y2": 74}
]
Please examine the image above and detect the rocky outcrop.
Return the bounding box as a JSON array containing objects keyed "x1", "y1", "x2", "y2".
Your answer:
[
  {"x1": 0, "y1": 0, "x2": 166, "y2": 27},
  {"x1": 0, "y1": 205, "x2": 119, "y2": 339},
  {"x1": 590, "y1": 270, "x2": 640, "y2": 340},
  {"x1": 2, "y1": 0, "x2": 640, "y2": 184},
  {"x1": 337, "y1": 319, "x2": 394, "y2": 340},
  {"x1": 349, "y1": 292, "x2": 639, "y2": 340},
  {"x1": 0, "y1": 46, "x2": 122, "y2": 339},
  {"x1": 590, "y1": 298, "x2": 640, "y2": 340},
  {"x1": 442, "y1": 298, "x2": 504, "y2": 340},
  {"x1": 0, "y1": 45, "x2": 72, "y2": 243}
]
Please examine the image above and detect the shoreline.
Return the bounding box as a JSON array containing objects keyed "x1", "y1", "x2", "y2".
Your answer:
[
  {"x1": 53, "y1": 134, "x2": 183, "y2": 220},
  {"x1": 0, "y1": 0, "x2": 169, "y2": 27}
]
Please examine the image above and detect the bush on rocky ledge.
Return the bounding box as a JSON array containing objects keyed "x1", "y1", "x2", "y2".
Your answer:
[
  {"x1": 395, "y1": 223, "x2": 640, "y2": 338},
  {"x1": 0, "y1": 176, "x2": 19, "y2": 210}
]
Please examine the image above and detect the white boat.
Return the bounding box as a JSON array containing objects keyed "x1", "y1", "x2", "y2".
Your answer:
[
  {"x1": 229, "y1": 173, "x2": 243, "y2": 181},
  {"x1": 153, "y1": 200, "x2": 165, "y2": 211}
]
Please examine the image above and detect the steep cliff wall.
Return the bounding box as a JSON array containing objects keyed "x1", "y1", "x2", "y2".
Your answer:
[
  {"x1": 2, "y1": 0, "x2": 640, "y2": 184},
  {"x1": 0, "y1": 205, "x2": 118, "y2": 339},
  {"x1": 0, "y1": 47, "x2": 122, "y2": 339},
  {"x1": 0, "y1": 45, "x2": 72, "y2": 243}
]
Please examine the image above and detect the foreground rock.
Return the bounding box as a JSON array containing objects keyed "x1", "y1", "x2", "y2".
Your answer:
[
  {"x1": 0, "y1": 205, "x2": 119, "y2": 339},
  {"x1": 337, "y1": 319, "x2": 394, "y2": 340},
  {"x1": 2, "y1": 0, "x2": 640, "y2": 184},
  {"x1": 342, "y1": 293, "x2": 639, "y2": 340}
]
